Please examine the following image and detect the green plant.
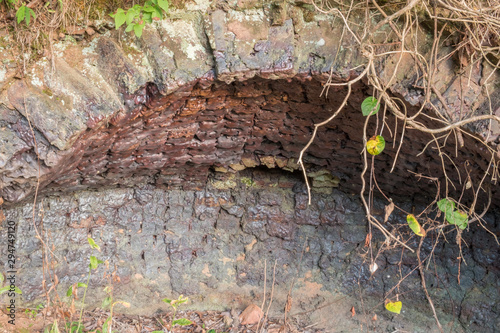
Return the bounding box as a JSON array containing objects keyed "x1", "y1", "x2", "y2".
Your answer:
[
  {"x1": 98, "y1": 286, "x2": 130, "y2": 333},
  {"x1": 361, "y1": 96, "x2": 380, "y2": 116},
  {"x1": 24, "y1": 303, "x2": 43, "y2": 319},
  {"x1": 44, "y1": 320, "x2": 61, "y2": 333},
  {"x1": 63, "y1": 321, "x2": 83, "y2": 333},
  {"x1": 110, "y1": 0, "x2": 169, "y2": 38},
  {"x1": 162, "y1": 295, "x2": 193, "y2": 329},
  {"x1": 361, "y1": 96, "x2": 386, "y2": 156},
  {"x1": 437, "y1": 198, "x2": 468, "y2": 230},
  {"x1": 66, "y1": 237, "x2": 104, "y2": 332},
  {"x1": 16, "y1": 3, "x2": 36, "y2": 26}
]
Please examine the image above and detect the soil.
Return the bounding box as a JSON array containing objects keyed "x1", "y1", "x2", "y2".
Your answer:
[{"x1": 0, "y1": 307, "x2": 336, "y2": 333}]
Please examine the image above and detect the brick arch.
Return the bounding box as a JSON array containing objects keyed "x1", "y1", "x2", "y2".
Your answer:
[{"x1": 0, "y1": 4, "x2": 498, "y2": 206}]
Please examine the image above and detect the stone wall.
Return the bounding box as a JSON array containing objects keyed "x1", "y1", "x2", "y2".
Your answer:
[{"x1": 2, "y1": 169, "x2": 500, "y2": 332}]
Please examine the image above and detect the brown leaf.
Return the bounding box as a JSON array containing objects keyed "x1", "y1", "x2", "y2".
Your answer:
[
  {"x1": 0, "y1": 210, "x2": 5, "y2": 224},
  {"x1": 372, "y1": 314, "x2": 377, "y2": 321},
  {"x1": 351, "y1": 306, "x2": 356, "y2": 317},
  {"x1": 384, "y1": 202, "x2": 395, "y2": 223},
  {"x1": 239, "y1": 304, "x2": 263, "y2": 325},
  {"x1": 0, "y1": 197, "x2": 4, "y2": 205},
  {"x1": 364, "y1": 233, "x2": 372, "y2": 247}
]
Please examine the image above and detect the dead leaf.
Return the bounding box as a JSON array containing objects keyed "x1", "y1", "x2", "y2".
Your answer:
[
  {"x1": 239, "y1": 304, "x2": 263, "y2": 325},
  {"x1": 369, "y1": 262, "x2": 378, "y2": 274},
  {"x1": 0, "y1": 197, "x2": 3, "y2": 205},
  {"x1": 364, "y1": 233, "x2": 372, "y2": 247},
  {"x1": 384, "y1": 202, "x2": 394, "y2": 222},
  {"x1": 0, "y1": 210, "x2": 5, "y2": 224},
  {"x1": 351, "y1": 306, "x2": 356, "y2": 317},
  {"x1": 372, "y1": 314, "x2": 377, "y2": 321}
]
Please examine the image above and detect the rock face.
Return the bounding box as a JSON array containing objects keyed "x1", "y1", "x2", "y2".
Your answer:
[
  {"x1": 0, "y1": 1, "x2": 498, "y2": 207},
  {"x1": 3, "y1": 170, "x2": 500, "y2": 332}
]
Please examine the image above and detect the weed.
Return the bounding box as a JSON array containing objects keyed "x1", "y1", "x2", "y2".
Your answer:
[
  {"x1": 16, "y1": 3, "x2": 36, "y2": 26},
  {"x1": 110, "y1": 0, "x2": 169, "y2": 38},
  {"x1": 98, "y1": 285, "x2": 130, "y2": 333},
  {"x1": 162, "y1": 294, "x2": 193, "y2": 329},
  {"x1": 65, "y1": 237, "x2": 104, "y2": 332},
  {"x1": 24, "y1": 303, "x2": 43, "y2": 319}
]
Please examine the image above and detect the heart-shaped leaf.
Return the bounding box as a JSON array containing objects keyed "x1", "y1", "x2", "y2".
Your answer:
[
  {"x1": 385, "y1": 301, "x2": 402, "y2": 314},
  {"x1": 437, "y1": 198, "x2": 455, "y2": 214},
  {"x1": 172, "y1": 318, "x2": 193, "y2": 326},
  {"x1": 447, "y1": 210, "x2": 468, "y2": 229},
  {"x1": 367, "y1": 135, "x2": 386, "y2": 155},
  {"x1": 361, "y1": 97, "x2": 380, "y2": 116}
]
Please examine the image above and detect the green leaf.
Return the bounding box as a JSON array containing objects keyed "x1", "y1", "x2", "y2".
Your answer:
[
  {"x1": 89, "y1": 256, "x2": 100, "y2": 270},
  {"x1": 143, "y1": 12, "x2": 153, "y2": 24},
  {"x1": 66, "y1": 286, "x2": 73, "y2": 297},
  {"x1": 0, "y1": 286, "x2": 21, "y2": 295},
  {"x1": 172, "y1": 318, "x2": 193, "y2": 326},
  {"x1": 88, "y1": 237, "x2": 100, "y2": 251},
  {"x1": 102, "y1": 296, "x2": 112, "y2": 309},
  {"x1": 134, "y1": 23, "x2": 145, "y2": 38},
  {"x1": 153, "y1": 7, "x2": 163, "y2": 19},
  {"x1": 101, "y1": 317, "x2": 111, "y2": 333},
  {"x1": 158, "y1": 0, "x2": 169, "y2": 13},
  {"x1": 385, "y1": 301, "x2": 402, "y2": 314},
  {"x1": 406, "y1": 214, "x2": 425, "y2": 237},
  {"x1": 26, "y1": 8, "x2": 35, "y2": 25},
  {"x1": 447, "y1": 210, "x2": 468, "y2": 228},
  {"x1": 162, "y1": 298, "x2": 172, "y2": 304},
  {"x1": 66, "y1": 322, "x2": 83, "y2": 333},
  {"x1": 361, "y1": 96, "x2": 380, "y2": 116},
  {"x1": 437, "y1": 198, "x2": 455, "y2": 214},
  {"x1": 126, "y1": 10, "x2": 136, "y2": 25},
  {"x1": 0, "y1": 286, "x2": 10, "y2": 295},
  {"x1": 366, "y1": 135, "x2": 385, "y2": 155},
  {"x1": 114, "y1": 9, "x2": 126, "y2": 29},
  {"x1": 125, "y1": 23, "x2": 135, "y2": 32},
  {"x1": 77, "y1": 282, "x2": 88, "y2": 288},
  {"x1": 16, "y1": 6, "x2": 26, "y2": 24}
]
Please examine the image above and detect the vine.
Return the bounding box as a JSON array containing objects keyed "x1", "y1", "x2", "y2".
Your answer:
[{"x1": 299, "y1": 0, "x2": 500, "y2": 329}]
